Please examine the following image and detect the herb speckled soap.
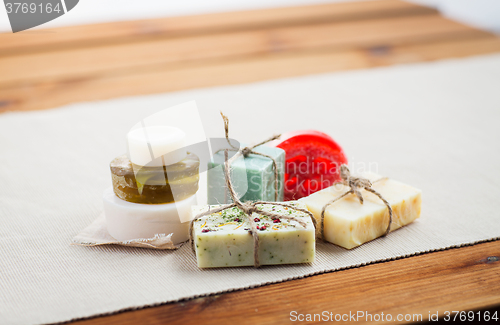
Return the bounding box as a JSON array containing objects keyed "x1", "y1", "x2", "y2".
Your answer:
[{"x1": 191, "y1": 202, "x2": 315, "y2": 268}]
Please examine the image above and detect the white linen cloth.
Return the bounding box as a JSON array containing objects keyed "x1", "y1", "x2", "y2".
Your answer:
[{"x1": 1, "y1": 54, "x2": 500, "y2": 325}]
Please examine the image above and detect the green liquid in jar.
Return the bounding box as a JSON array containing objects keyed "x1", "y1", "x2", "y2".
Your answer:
[{"x1": 110, "y1": 153, "x2": 199, "y2": 204}]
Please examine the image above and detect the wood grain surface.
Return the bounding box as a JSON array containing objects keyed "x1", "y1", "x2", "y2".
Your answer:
[
  {"x1": 1, "y1": 0, "x2": 500, "y2": 112},
  {"x1": 0, "y1": 0, "x2": 437, "y2": 53},
  {"x1": 2, "y1": 1, "x2": 500, "y2": 324}
]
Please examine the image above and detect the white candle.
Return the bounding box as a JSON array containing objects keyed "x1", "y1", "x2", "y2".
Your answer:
[{"x1": 127, "y1": 126, "x2": 186, "y2": 167}]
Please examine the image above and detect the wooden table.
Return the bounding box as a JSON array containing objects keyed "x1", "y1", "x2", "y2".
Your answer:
[{"x1": 2, "y1": 1, "x2": 499, "y2": 323}]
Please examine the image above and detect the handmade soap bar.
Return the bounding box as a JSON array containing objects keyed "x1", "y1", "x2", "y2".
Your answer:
[
  {"x1": 104, "y1": 125, "x2": 200, "y2": 243},
  {"x1": 191, "y1": 202, "x2": 315, "y2": 268},
  {"x1": 110, "y1": 153, "x2": 199, "y2": 204},
  {"x1": 103, "y1": 187, "x2": 196, "y2": 244},
  {"x1": 127, "y1": 126, "x2": 187, "y2": 166},
  {"x1": 207, "y1": 145, "x2": 285, "y2": 204},
  {"x1": 268, "y1": 130, "x2": 348, "y2": 201},
  {"x1": 299, "y1": 172, "x2": 421, "y2": 249}
]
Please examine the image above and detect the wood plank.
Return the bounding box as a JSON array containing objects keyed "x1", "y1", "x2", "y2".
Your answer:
[
  {"x1": 1, "y1": 35, "x2": 500, "y2": 113},
  {"x1": 0, "y1": 15, "x2": 487, "y2": 87},
  {"x1": 0, "y1": 0, "x2": 437, "y2": 54},
  {"x1": 72, "y1": 240, "x2": 500, "y2": 325}
]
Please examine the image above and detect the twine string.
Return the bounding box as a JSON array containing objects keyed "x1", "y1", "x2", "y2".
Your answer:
[
  {"x1": 189, "y1": 114, "x2": 316, "y2": 268},
  {"x1": 319, "y1": 165, "x2": 393, "y2": 240},
  {"x1": 220, "y1": 112, "x2": 281, "y2": 201}
]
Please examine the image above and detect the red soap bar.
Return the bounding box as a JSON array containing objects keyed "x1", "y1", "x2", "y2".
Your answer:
[{"x1": 268, "y1": 130, "x2": 347, "y2": 201}]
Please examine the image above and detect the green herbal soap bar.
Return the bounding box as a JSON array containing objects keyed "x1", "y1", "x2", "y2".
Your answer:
[
  {"x1": 191, "y1": 202, "x2": 315, "y2": 268},
  {"x1": 207, "y1": 144, "x2": 285, "y2": 204}
]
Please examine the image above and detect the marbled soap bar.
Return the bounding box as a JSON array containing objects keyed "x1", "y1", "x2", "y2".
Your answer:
[
  {"x1": 207, "y1": 145, "x2": 285, "y2": 204},
  {"x1": 300, "y1": 172, "x2": 421, "y2": 249},
  {"x1": 191, "y1": 202, "x2": 315, "y2": 268}
]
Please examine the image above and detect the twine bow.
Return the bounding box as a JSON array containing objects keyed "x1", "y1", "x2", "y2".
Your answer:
[
  {"x1": 189, "y1": 114, "x2": 316, "y2": 268},
  {"x1": 320, "y1": 165, "x2": 393, "y2": 240},
  {"x1": 220, "y1": 112, "x2": 281, "y2": 201}
]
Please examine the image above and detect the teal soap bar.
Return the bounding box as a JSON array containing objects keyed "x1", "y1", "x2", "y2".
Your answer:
[{"x1": 207, "y1": 144, "x2": 285, "y2": 204}]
